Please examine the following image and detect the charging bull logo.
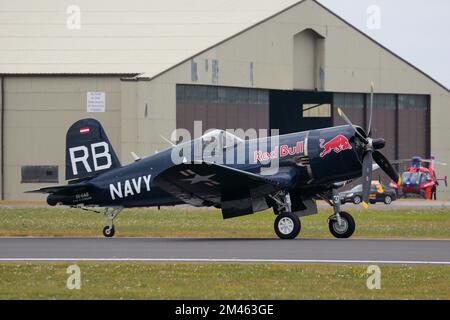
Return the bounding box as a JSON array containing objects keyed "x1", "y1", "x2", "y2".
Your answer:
[{"x1": 319, "y1": 134, "x2": 352, "y2": 158}]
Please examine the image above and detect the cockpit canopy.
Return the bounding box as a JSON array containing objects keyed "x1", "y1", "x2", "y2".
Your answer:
[
  {"x1": 199, "y1": 129, "x2": 243, "y2": 150},
  {"x1": 401, "y1": 171, "x2": 432, "y2": 185}
]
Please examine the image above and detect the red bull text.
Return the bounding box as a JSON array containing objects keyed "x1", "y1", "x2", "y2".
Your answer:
[{"x1": 254, "y1": 141, "x2": 304, "y2": 162}]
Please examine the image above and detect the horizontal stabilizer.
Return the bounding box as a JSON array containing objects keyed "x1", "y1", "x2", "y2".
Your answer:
[{"x1": 26, "y1": 183, "x2": 91, "y2": 195}]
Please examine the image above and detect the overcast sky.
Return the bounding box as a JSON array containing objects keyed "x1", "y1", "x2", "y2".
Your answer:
[{"x1": 317, "y1": 0, "x2": 450, "y2": 90}]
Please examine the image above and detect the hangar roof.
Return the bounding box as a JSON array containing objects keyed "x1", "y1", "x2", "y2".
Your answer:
[
  {"x1": 1, "y1": 0, "x2": 448, "y2": 92},
  {"x1": 0, "y1": 0, "x2": 299, "y2": 74}
]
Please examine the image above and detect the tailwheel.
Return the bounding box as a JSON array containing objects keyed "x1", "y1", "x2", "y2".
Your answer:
[
  {"x1": 274, "y1": 213, "x2": 301, "y2": 239},
  {"x1": 102, "y1": 207, "x2": 122, "y2": 238},
  {"x1": 328, "y1": 211, "x2": 355, "y2": 239},
  {"x1": 103, "y1": 225, "x2": 115, "y2": 238}
]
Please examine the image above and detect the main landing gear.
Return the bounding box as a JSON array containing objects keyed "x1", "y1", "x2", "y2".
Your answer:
[
  {"x1": 325, "y1": 192, "x2": 355, "y2": 239},
  {"x1": 274, "y1": 213, "x2": 301, "y2": 239},
  {"x1": 270, "y1": 190, "x2": 356, "y2": 239},
  {"x1": 270, "y1": 192, "x2": 301, "y2": 239},
  {"x1": 102, "y1": 207, "x2": 122, "y2": 238}
]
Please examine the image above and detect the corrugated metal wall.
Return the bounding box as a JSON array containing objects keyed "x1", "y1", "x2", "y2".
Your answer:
[
  {"x1": 368, "y1": 94, "x2": 397, "y2": 159},
  {"x1": 333, "y1": 92, "x2": 430, "y2": 185},
  {"x1": 398, "y1": 95, "x2": 429, "y2": 159},
  {"x1": 176, "y1": 84, "x2": 269, "y2": 136},
  {"x1": 3, "y1": 76, "x2": 123, "y2": 199}
]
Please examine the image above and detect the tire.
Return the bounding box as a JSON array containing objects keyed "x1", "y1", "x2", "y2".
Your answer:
[
  {"x1": 103, "y1": 225, "x2": 115, "y2": 238},
  {"x1": 353, "y1": 196, "x2": 361, "y2": 204},
  {"x1": 274, "y1": 213, "x2": 301, "y2": 239},
  {"x1": 384, "y1": 195, "x2": 392, "y2": 205},
  {"x1": 328, "y1": 211, "x2": 355, "y2": 239}
]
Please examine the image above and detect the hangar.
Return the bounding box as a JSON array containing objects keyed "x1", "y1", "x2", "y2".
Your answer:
[{"x1": 1, "y1": 0, "x2": 449, "y2": 200}]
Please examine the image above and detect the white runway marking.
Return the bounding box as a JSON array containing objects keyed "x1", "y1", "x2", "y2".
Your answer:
[
  {"x1": 0, "y1": 258, "x2": 449, "y2": 265},
  {"x1": 0, "y1": 236, "x2": 449, "y2": 241}
]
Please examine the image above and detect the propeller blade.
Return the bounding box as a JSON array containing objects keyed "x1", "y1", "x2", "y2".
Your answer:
[
  {"x1": 367, "y1": 81, "x2": 374, "y2": 136},
  {"x1": 361, "y1": 151, "x2": 373, "y2": 209},
  {"x1": 337, "y1": 107, "x2": 368, "y2": 143},
  {"x1": 373, "y1": 150, "x2": 401, "y2": 186}
]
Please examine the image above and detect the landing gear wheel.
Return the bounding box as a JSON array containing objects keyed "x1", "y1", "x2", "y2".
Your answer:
[
  {"x1": 103, "y1": 225, "x2": 115, "y2": 238},
  {"x1": 353, "y1": 196, "x2": 361, "y2": 204},
  {"x1": 274, "y1": 213, "x2": 301, "y2": 239},
  {"x1": 384, "y1": 195, "x2": 392, "y2": 205},
  {"x1": 329, "y1": 212, "x2": 355, "y2": 239}
]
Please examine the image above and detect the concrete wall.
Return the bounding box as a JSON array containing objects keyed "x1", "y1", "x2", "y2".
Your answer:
[
  {"x1": 3, "y1": 76, "x2": 123, "y2": 199},
  {"x1": 293, "y1": 29, "x2": 318, "y2": 90},
  {"x1": 122, "y1": 0, "x2": 450, "y2": 199},
  {"x1": 0, "y1": 77, "x2": 3, "y2": 199},
  {"x1": 3, "y1": 0, "x2": 450, "y2": 200}
]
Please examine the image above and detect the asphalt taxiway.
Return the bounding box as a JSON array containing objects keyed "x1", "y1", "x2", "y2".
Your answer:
[{"x1": 0, "y1": 237, "x2": 449, "y2": 265}]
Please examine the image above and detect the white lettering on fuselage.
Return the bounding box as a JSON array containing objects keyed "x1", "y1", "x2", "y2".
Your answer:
[{"x1": 109, "y1": 174, "x2": 151, "y2": 200}]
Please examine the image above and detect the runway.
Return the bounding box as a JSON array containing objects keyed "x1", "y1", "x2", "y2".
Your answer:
[{"x1": 0, "y1": 237, "x2": 449, "y2": 265}]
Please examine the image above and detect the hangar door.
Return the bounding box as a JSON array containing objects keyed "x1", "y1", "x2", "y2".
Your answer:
[
  {"x1": 397, "y1": 95, "x2": 430, "y2": 160},
  {"x1": 333, "y1": 93, "x2": 430, "y2": 161},
  {"x1": 333, "y1": 93, "x2": 397, "y2": 160},
  {"x1": 269, "y1": 90, "x2": 333, "y2": 135},
  {"x1": 176, "y1": 84, "x2": 269, "y2": 137},
  {"x1": 333, "y1": 93, "x2": 430, "y2": 185}
]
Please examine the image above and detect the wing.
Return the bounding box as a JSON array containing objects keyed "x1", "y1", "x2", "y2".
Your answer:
[{"x1": 153, "y1": 162, "x2": 296, "y2": 208}]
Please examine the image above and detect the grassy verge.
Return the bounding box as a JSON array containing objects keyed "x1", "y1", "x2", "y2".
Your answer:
[
  {"x1": 0, "y1": 207, "x2": 449, "y2": 239},
  {"x1": 0, "y1": 262, "x2": 448, "y2": 299}
]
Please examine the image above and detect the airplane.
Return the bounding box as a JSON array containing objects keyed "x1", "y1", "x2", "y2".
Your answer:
[
  {"x1": 28, "y1": 85, "x2": 400, "y2": 240},
  {"x1": 389, "y1": 156, "x2": 447, "y2": 200}
]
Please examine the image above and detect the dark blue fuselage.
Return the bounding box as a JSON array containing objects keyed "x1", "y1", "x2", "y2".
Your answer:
[{"x1": 50, "y1": 125, "x2": 364, "y2": 208}]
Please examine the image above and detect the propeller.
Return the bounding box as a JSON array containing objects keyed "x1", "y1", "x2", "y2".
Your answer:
[{"x1": 337, "y1": 82, "x2": 401, "y2": 209}]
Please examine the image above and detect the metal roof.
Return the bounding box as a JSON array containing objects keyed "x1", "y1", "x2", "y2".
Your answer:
[
  {"x1": 1, "y1": 0, "x2": 447, "y2": 92},
  {"x1": 134, "y1": 0, "x2": 449, "y2": 93},
  {"x1": 0, "y1": 0, "x2": 299, "y2": 74}
]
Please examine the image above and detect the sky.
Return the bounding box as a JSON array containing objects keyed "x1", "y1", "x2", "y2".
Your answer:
[{"x1": 317, "y1": 0, "x2": 450, "y2": 90}]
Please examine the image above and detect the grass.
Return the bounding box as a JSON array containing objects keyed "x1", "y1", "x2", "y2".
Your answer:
[
  {"x1": 1, "y1": 207, "x2": 448, "y2": 300},
  {"x1": 0, "y1": 207, "x2": 449, "y2": 239},
  {"x1": 0, "y1": 262, "x2": 448, "y2": 299}
]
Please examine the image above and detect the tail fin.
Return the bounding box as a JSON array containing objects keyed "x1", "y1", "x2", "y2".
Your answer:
[{"x1": 65, "y1": 118, "x2": 121, "y2": 181}]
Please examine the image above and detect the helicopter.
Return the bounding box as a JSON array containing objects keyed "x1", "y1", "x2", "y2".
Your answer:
[{"x1": 389, "y1": 156, "x2": 447, "y2": 200}]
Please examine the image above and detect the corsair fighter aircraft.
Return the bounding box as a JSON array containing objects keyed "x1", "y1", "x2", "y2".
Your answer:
[{"x1": 29, "y1": 85, "x2": 400, "y2": 239}]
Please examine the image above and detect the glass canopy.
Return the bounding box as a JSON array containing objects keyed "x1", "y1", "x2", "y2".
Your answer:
[{"x1": 200, "y1": 129, "x2": 243, "y2": 150}]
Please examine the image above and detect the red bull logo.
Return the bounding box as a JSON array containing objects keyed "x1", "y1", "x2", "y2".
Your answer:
[
  {"x1": 319, "y1": 134, "x2": 352, "y2": 158},
  {"x1": 253, "y1": 141, "x2": 304, "y2": 162}
]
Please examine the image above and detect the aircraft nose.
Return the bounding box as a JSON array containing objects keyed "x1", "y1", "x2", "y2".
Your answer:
[{"x1": 372, "y1": 138, "x2": 385, "y2": 150}]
